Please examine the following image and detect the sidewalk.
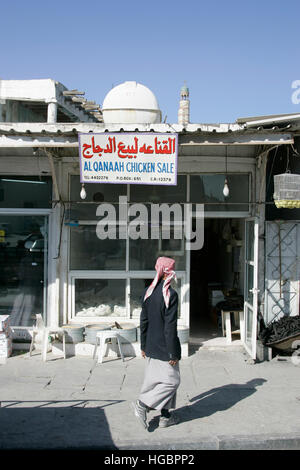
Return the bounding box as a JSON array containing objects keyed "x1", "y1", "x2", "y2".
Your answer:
[{"x1": 0, "y1": 347, "x2": 300, "y2": 450}]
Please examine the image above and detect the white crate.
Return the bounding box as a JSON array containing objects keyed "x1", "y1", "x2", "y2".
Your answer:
[
  {"x1": 0, "y1": 349, "x2": 12, "y2": 358},
  {"x1": 0, "y1": 337, "x2": 12, "y2": 347},
  {"x1": 0, "y1": 342, "x2": 12, "y2": 357},
  {"x1": 0, "y1": 342, "x2": 12, "y2": 349},
  {"x1": 0, "y1": 329, "x2": 12, "y2": 340},
  {"x1": 0, "y1": 315, "x2": 10, "y2": 331}
]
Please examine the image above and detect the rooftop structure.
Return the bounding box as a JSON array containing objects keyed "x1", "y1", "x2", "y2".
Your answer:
[
  {"x1": 0, "y1": 79, "x2": 103, "y2": 123},
  {"x1": 178, "y1": 82, "x2": 190, "y2": 126},
  {"x1": 102, "y1": 81, "x2": 162, "y2": 124}
]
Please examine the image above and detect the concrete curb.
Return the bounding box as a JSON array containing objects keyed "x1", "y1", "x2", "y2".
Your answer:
[
  {"x1": 117, "y1": 432, "x2": 300, "y2": 450},
  {"x1": 1, "y1": 433, "x2": 299, "y2": 450}
]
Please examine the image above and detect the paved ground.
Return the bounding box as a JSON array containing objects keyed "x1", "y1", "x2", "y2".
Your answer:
[{"x1": 0, "y1": 347, "x2": 300, "y2": 450}]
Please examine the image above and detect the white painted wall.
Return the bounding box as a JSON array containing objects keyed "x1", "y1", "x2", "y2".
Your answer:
[{"x1": 0, "y1": 79, "x2": 57, "y2": 102}]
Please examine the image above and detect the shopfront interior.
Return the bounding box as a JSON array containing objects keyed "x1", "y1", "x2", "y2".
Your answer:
[{"x1": 190, "y1": 218, "x2": 245, "y2": 343}]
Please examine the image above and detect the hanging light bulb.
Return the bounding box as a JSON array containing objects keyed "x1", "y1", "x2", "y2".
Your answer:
[
  {"x1": 223, "y1": 178, "x2": 230, "y2": 197},
  {"x1": 80, "y1": 183, "x2": 87, "y2": 200},
  {"x1": 223, "y1": 146, "x2": 229, "y2": 197}
]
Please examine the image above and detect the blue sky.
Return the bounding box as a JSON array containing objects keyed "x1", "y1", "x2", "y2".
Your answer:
[{"x1": 1, "y1": 0, "x2": 300, "y2": 123}]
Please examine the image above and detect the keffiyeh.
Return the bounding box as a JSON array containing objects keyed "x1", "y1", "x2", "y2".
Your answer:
[{"x1": 144, "y1": 256, "x2": 176, "y2": 308}]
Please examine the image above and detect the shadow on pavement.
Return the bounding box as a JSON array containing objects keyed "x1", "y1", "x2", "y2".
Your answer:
[
  {"x1": 0, "y1": 399, "x2": 123, "y2": 449},
  {"x1": 148, "y1": 378, "x2": 267, "y2": 432}
]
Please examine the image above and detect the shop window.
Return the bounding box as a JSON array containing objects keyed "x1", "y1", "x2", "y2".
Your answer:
[
  {"x1": 69, "y1": 175, "x2": 127, "y2": 220},
  {"x1": 130, "y1": 278, "x2": 182, "y2": 319},
  {"x1": 130, "y1": 278, "x2": 151, "y2": 318},
  {"x1": 70, "y1": 175, "x2": 126, "y2": 202},
  {"x1": 0, "y1": 215, "x2": 47, "y2": 326},
  {"x1": 74, "y1": 279, "x2": 126, "y2": 318},
  {"x1": 129, "y1": 237, "x2": 186, "y2": 271},
  {"x1": 68, "y1": 174, "x2": 186, "y2": 321},
  {"x1": 190, "y1": 174, "x2": 250, "y2": 211},
  {"x1": 0, "y1": 176, "x2": 52, "y2": 208},
  {"x1": 70, "y1": 225, "x2": 126, "y2": 270},
  {"x1": 128, "y1": 206, "x2": 186, "y2": 271},
  {"x1": 159, "y1": 228, "x2": 185, "y2": 256},
  {"x1": 130, "y1": 175, "x2": 187, "y2": 203}
]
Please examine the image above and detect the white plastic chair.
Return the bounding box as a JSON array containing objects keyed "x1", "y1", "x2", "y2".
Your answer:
[
  {"x1": 93, "y1": 330, "x2": 124, "y2": 363},
  {"x1": 29, "y1": 314, "x2": 66, "y2": 361}
]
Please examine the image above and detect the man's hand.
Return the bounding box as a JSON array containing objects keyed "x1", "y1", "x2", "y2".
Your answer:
[
  {"x1": 141, "y1": 350, "x2": 146, "y2": 358},
  {"x1": 169, "y1": 359, "x2": 178, "y2": 366}
]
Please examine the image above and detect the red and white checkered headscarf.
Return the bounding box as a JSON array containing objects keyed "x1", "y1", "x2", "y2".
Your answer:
[{"x1": 143, "y1": 256, "x2": 176, "y2": 308}]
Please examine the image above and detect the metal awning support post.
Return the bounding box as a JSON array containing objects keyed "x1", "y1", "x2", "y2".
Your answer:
[{"x1": 43, "y1": 149, "x2": 61, "y2": 203}]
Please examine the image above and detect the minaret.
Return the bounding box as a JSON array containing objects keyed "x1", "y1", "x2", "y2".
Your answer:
[{"x1": 178, "y1": 82, "x2": 190, "y2": 126}]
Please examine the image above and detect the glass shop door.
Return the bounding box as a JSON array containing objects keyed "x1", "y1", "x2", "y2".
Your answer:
[
  {"x1": 0, "y1": 215, "x2": 48, "y2": 327},
  {"x1": 243, "y1": 218, "x2": 259, "y2": 359}
]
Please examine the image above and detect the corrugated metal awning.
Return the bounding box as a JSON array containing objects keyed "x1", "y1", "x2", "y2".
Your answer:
[{"x1": 0, "y1": 121, "x2": 295, "y2": 147}]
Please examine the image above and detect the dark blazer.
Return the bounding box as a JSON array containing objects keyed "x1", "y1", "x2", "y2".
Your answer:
[{"x1": 140, "y1": 279, "x2": 181, "y2": 362}]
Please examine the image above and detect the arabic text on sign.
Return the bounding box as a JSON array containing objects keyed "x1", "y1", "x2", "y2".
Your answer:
[{"x1": 82, "y1": 136, "x2": 176, "y2": 159}]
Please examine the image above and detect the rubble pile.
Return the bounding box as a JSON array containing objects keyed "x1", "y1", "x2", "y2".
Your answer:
[{"x1": 259, "y1": 315, "x2": 300, "y2": 346}]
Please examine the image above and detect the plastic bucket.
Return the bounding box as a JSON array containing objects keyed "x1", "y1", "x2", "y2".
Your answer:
[
  {"x1": 136, "y1": 326, "x2": 140, "y2": 343},
  {"x1": 62, "y1": 324, "x2": 84, "y2": 343},
  {"x1": 177, "y1": 325, "x2": 189, "y2": 344},
  {"x1": 112, "y1": 323, "x2": 137, "y2": 343},
  {"x1": 84, "y1": 323, "x2": 111, "y2": 344}
]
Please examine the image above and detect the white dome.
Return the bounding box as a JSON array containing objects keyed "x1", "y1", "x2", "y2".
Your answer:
[{"x1": 102, "y1": 81, "x2": 162, "y2": 124}]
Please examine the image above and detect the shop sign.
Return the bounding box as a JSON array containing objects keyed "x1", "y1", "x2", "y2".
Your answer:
[{"x1": 78, "y1": 132, "x2": 178, "y2": 185}]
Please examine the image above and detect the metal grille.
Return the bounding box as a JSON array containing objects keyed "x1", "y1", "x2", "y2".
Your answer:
[{"x1": 265, "y1": 222, "x2": 300, "y2": 323}]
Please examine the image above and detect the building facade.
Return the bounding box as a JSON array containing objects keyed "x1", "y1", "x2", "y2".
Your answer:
[{"x1": 1, "y1": 78, "x2": 300, "y2": 360}]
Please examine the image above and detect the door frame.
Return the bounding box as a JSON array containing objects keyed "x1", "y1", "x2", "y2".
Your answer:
[{"x1": 243, "y1": 217, "x2": 259, "y2": 359}]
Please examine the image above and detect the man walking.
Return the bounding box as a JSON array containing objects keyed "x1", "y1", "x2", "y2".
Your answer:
[{"x1": 132, "y1": 256, "x2": 181, "y2": 430}]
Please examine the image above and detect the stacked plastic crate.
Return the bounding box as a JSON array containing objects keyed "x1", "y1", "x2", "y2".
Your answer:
[{"x1": 0, "y1": 315, "x2": 12, "y2": 359}]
